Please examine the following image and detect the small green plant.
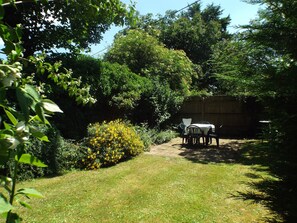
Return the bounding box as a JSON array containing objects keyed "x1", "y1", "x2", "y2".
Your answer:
[
  {"x1": 83, "y1": 120, "x2": 144, "y2": 169},
  {"x1": 154, "y1": 129, "x2": 178, "y2": 145},
  {"x1": 133, "y1": 123, "x2": 157, "y2": 151}
]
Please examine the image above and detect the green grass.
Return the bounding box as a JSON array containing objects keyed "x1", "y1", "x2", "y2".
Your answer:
[{"x1": 13, "y1": 147, "x2": 280, "y2": 223}]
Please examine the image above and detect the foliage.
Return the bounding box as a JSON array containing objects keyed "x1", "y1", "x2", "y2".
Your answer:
[
  {"x1": 46, "y1": 53, "x2": 183, "y2": 133},
  {"x1": 242, "y1": 0, "x2": 297, "y2": 61},
  {"x1": 104, "y1": 29, "x2": 197, "y2": 127},
  {"x1": 160, "y1": 2, "x2": 231, "y2": 65},
  {"x1": 47, "y1": 53, "x2": 102, "y2": 97},
  {"x1": 99, "y1": 62, "x2": 148, "y2": 113},
  {"x1": 133, "y1": 123, "x2": 157, "y2": 151},
  {"x1": 131, "y1": 2, "x2": 232, "y2": 92},
  {"x1": 82, "y1": 120, "x2": 144, "y2": 169},
  {"x1": 142, "y1": 48, "x2": 199, "y2": 95},
  {"x1": 132, "y1": 79, "x2": 184, "y2": 128},
  {"x1": 212, "y1": 0, "x2": 297, "y2": 150},
  {"x1": 0, "y1": 7, "x2": 63, "y2": 221},
  {"x1": 211, "y1": 38, "x2": 275, "y2": 96},
  {"x1": 2, "y1": 126, "x2": 83, "y2": 181},
  {"x1": 31, "y1": 53, "x2": 96, "y2": 105},
  {"x1": 153, "y1": 129, "x2": 178, "y2": 145},
  {"x1": 3, "y1": 0, "x2": 136, "y2": 56},
  {"x1": 0, "y1": 0, "x2": 101, "y2": 221},
  {"x1": 105, "y1": 29, "x2": 161, "y2": 74},
  {"x1": 0, "y1": 49, "x2": 57, "y2": 222},
  {"x1": 105, "y1": 29, "x2": 198, "y2": 95}
]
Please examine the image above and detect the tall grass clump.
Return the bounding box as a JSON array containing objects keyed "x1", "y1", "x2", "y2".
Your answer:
[{"x1": 82, "y1": 120, "x2": 144, "y2": 169}]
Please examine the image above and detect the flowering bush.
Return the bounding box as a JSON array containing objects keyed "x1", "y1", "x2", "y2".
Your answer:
[{"x1": 83, "y1": 120, "x2": 144, "y2": 169}]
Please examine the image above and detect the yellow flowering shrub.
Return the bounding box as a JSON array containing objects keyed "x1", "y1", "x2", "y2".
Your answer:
[{"x1": 84, "y1": 119, "x2": 144, "y2": 168}]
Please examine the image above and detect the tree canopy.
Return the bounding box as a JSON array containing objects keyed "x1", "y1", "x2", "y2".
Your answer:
[
  {"x1": 105, "y1": 29, "x2": 200, "y2": 95},
  {"x1": 132, "y1": 1, "x2": 231, "y2": 66},
  {"x1": 213, "y1": 0, "x2": 297, "y2": 150},
  {"x1": 213, "y1": 0, "x2": 297, "y2": 99},
  {"x1": 242, "y1": 0, "x2": 297, "y2": 60},
  {"x1": 3, "y1": 0, "x2": 135, "y2": 56},
  {"x1": 126, "y1": 1, "x2": 231, "y2": 93}
]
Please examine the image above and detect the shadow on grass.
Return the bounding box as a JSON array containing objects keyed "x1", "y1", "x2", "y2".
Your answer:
[
  {"x1": 237, "y1": 142, "x2": 297, "y2": 223},
  {"x1": 179, "y1": 140, "x2": 297, "y2": 222}
]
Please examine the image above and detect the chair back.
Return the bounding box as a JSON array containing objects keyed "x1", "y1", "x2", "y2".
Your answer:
[
  {"x1": 208, "y1": 125, "x2": 223, "y2": 135},
  {"x1": 178, "y1": 118, "x2": 192, "y2": 135},
  {"x1": 182, "y1": 118, "x2": 192, "y2": 127},
  {"x1": 188, "y1": 125, "x2": 203, "y2": 135}
]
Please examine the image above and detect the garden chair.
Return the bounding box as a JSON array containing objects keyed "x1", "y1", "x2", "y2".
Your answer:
[
  {"x1": 179, "y1": 118, "x2": 192, "y2": 144},
  {"x1": 206, "y1": 125, "x2": 223, "y2": 147},
  {"x1": 187, "y1": 125, "x2": 205, "y2": 145}
]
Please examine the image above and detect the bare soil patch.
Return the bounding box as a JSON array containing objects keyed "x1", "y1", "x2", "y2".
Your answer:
[{"x1": 145, "y1": 137, "x2": 252, "y2": 163}]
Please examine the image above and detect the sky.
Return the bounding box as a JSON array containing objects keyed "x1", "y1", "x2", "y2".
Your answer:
[{"x1": 89, "y1": 0, "x2": 262, "y2": 57}]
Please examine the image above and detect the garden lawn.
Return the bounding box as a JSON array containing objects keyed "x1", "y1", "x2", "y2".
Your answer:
[{"x1": 16, "y1": 153, "x2": 277, "y2": 223}]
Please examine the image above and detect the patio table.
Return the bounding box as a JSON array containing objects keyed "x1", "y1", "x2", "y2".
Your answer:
[
  {"x1": 187, "y1": 123, "x2": 215, "y2": 135},
  {"x1": 186, "y1": 123, "x2": 215, "y2": 145}
]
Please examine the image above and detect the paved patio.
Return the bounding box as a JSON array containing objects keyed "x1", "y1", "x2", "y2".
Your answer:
[{"x1": 146, "y1": 137, "x2": 254, "y2": 163}]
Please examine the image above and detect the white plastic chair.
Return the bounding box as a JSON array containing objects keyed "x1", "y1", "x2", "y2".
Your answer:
[
  {"x1": 182, "y1": 118, "x2": 192, "y2": 127},
  {"x1": 180, "y1": 118, "x2": 192, "y2": 144}
]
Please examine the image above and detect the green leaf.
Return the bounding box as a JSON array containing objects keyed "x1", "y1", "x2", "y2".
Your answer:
[
  {"x1": 18, "y1": 200, "x2": 32, "y2": 209},
  {"x1": 16, "y1": 88, "x2": 33, "y2": 122},
  {"x1": 0, "y1": 5, "x2": 4, "y2": 21},
  {"x1": 0, "y1": 194, "x2": 12, "y2": 214},
  {"x1": 35, "y1": 103, "x2": 46, "y2": 123},
  {"x1": 30, "y1": 127, "x2": 49, "y2": 142},
  {"x1": 16, "y1": 188, "x2": 44, "y2": 198},
  {"x1": 24, "y1": 84, "x2": 40, "y2": 102},
  {"x1": 3, "y1": 121, "x2": 12, "y2": 130},
  {"x1": 16, "y1": 154, "x2": 47, "y2": 167},
  {"x1": 42, "y1": 99, "x2": 63, "y2": 113},
  {"x1": 4, "y1": 109, "x2": 17, "y2": 125},
  {"x1": 30, "y1": 115, "x2": 50, "y2": 125}
]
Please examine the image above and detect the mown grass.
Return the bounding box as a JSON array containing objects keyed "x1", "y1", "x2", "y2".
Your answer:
[{"x1": 13, "y1": 141, "x2": 282, "y2": 223}]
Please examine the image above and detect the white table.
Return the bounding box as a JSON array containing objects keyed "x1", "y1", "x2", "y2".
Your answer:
[{"x1": 187, "y1": 123, "x2": 215, "y2": 135}]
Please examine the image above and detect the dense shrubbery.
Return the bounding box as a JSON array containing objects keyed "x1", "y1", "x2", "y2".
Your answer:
[
  {"x1": 47, "y1": 54, "x2": 185, "y2": 138},
  {"x1": 1, "y1": 121, "x2": 178, "y2": 180},
  {"x1": 1, "y1": 126, "x2": 84, "y2": 181},
  {"x1": 82, "y1": 120, "x2": 145, "y2": 169}
]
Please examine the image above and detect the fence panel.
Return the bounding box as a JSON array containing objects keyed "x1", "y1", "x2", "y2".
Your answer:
[{"x1": 176, "y1": 96, "x2": 261, "y2": 137}]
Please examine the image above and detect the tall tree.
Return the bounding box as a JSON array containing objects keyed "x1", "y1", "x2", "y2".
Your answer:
[
  {"x1": 242, "y1": 0, "x2": 297, "y2": 60},
  {"x1": 133, "y1": 2, "x2": 231, "y2": 65},
  {"x1": 105, "y1": 29, "x2": 199, "y2": 127},
  {"x1": 242, "y1": 0, "x2": 297, "y2": 149},
  {"x1": 129, "y1": 1, "x2": 231, "y2": 92},
  {"x1": 3, "y1": 0, "x2": 135, "y2": 57},
  {"x1": 105, "y1": 29, "x2": 200, "y2": 95},
  {"x1": 213, "y1": 0, "x2": 297, "y2": 149}
]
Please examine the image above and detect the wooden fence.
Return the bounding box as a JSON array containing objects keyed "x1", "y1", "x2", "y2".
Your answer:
[{"x1": 175, "y1": 96, "x2": 262, "y2": 137}]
